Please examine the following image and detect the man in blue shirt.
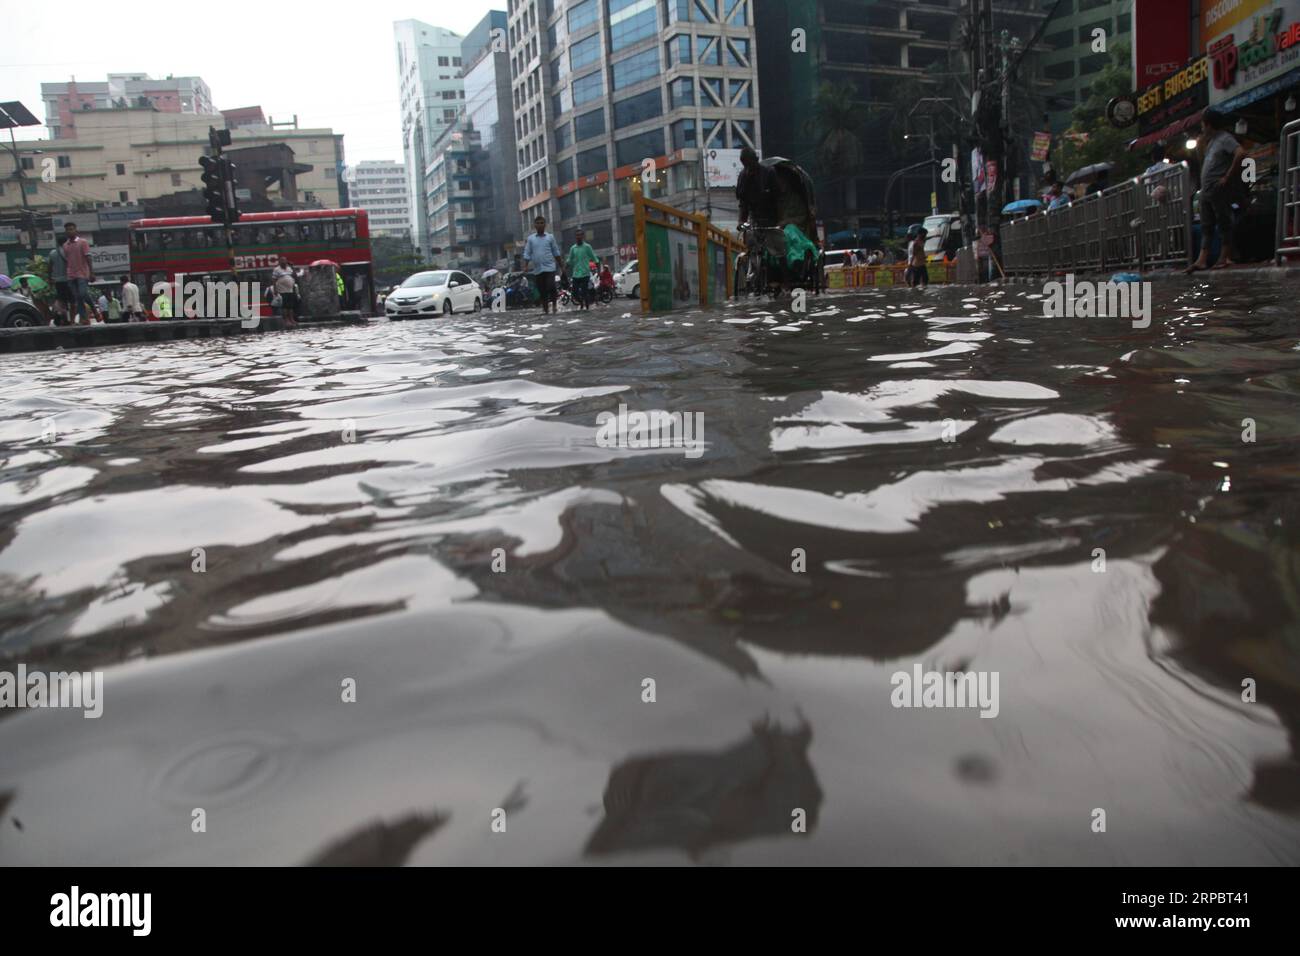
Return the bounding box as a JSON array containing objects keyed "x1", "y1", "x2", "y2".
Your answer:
[{"x1": 522, "y1": 215, "x2": 562, "y2": 314}]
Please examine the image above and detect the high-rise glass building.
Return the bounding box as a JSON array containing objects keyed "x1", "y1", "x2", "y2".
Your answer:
[
  {"x1": 507, "y1": 0, "x2": 760, "y2": 263},
  {"x1": 394, "y1": 19, "x2": 467, "y2": 253}
]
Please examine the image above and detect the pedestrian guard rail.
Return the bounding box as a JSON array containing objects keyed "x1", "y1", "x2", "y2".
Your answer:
[
  {"x1": 1000, "y1": 162, "x2": 1193, "y2": 275},
  {"x1": 633, "y1": 191, "x2": 745, "y2": 312},
  {"x1": 1275, "y1": 118, "x2": 1300, "y2": 264}
]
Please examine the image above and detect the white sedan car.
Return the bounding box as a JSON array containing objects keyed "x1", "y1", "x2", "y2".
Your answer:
[{"x1": 385, "y1": 270, "x2": 483, "y2": 319}]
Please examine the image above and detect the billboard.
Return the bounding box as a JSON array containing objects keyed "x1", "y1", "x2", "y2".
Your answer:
[
  {"x1": 703, "y1": 148, "x2": 743, "y2": 188},
  {"x1": 1205, "y1": 0, "x2": 1300, "y2": 108},
  {"x1": 1134, "y1": 0, "x2": 1193, "y2": 87},
  {"x1": 1136, "y1": 55, "x2": 1210, "y2": 136},
  {"x1": 90, "y1": 244, "x2": 131, "y2": 274},
  {"x1": 96, "y1": 206, "x2": 143, "y2": 229},
  {"x1": 643, "y1": 220, "x2": 698, "y2": 311}
]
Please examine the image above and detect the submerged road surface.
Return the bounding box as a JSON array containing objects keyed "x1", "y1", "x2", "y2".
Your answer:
[{"x1": 1, "y1": 279, "x2": 1298, "y2": 865}]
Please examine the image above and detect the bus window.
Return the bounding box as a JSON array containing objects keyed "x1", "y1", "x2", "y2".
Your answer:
[
  {"x1": 133, "y1": 231, "x2": 150, "y2": 252},
  {"x1": 334, "y1": 220, "x2": 356, "y2": 241},
  {"x1": 271, "y1": 224, "x2": 288, "y2": 244},
  {"x1": 159, "y1": 231, "x2": 174, "y2": 249},
  {"x1": 298, "y1": 221, "x2": 321, "y2": 242}
]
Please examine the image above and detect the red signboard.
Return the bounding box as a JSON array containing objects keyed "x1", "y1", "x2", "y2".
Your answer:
[{"x1": 1133, "y1": 0, "x2": 1193, "y2": 87}]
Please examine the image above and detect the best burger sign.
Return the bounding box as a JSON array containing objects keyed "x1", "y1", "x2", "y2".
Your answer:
[{"x1": 1205, "y1": 0, "x2": 1300, "y2": 106}]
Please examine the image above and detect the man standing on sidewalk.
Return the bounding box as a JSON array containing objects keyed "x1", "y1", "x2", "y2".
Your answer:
[
  {"x1": 119, "y1": 275, "x2": 143, "y2": 322},
  {"x1": 523, "y1": 215, "x2": 562, "y2": 315},
  {"x1": 565, "y1": 228, "x2": 599, "y2": 311},
  {"x1": 61, "y1": 222, "x2": 95, "y2": 325}
]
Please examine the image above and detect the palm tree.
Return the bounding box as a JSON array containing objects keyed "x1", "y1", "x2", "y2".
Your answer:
[{"x1": 805, "y1": 81, "x2": 867, "y2": 230}]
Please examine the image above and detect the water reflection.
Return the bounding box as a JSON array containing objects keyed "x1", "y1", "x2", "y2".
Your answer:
[{"x1": 1, "y1": 279, "x2": 1298, "y2": 864}]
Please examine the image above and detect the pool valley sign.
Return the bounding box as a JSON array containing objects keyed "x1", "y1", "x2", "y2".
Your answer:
[{"x1": 1136, "y1": 56, "x2": 1210, "y2": 137}]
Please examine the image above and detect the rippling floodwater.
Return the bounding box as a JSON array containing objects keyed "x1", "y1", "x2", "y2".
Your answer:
[{"x1": 2, "y1": 279, "x2": 1299, "y2": 865}]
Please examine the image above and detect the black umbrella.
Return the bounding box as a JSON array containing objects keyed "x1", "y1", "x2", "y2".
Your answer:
[{"x1": 1064, "y1": 162, "x2": 1115, "y2": 185}]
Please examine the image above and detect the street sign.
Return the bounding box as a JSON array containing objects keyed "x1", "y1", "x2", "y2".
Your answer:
[{"x1": 703, "y1": 148, "x2": 743, "y2": 188}]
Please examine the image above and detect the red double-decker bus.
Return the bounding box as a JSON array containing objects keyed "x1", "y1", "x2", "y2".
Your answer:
[{"x1": 127, "y1": 208, "x2": 375, "y2": 316}]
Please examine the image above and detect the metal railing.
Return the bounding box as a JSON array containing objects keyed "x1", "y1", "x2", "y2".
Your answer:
[
  {"x1": 1275, "y1": 118, "x2": 1300, "y2": 263},
  {"x1": 1000, "y1": 162, "x2": 1193, "y2": 275}
]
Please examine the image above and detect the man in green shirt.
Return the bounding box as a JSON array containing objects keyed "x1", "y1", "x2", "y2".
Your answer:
[{"x1": 565, "y1": 229, "x2": 599, "y2": 311}]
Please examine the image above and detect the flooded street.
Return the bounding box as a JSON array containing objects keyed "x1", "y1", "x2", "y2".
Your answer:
[{"x1": 2, "y1": 279, "x2": 1299, "y2": 865}]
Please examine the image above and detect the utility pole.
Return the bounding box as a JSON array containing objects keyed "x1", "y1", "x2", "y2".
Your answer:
[{"x1": 6, "y1": 127, "x2": 39, "y2": 259}]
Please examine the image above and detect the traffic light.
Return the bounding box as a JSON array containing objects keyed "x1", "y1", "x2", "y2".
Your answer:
[
  {"x1": 199, "y1": 155, "x2": 242, "y2": 226},
  {"x1": 200, "y1": 154, "x2": 227, "y2": 224}
]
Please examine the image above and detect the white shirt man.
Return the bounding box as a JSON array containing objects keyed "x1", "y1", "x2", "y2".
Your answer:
[{"x1": 119, "y1": 277, "x2": 143, "y2": 320}]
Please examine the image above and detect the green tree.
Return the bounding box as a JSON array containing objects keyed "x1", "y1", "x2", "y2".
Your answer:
[
  {"x1": 805, "y1": 80, "x2": 866, "y2": 222},
  {"x1": 1056, "y1": 41, "x2": 1144, "y2": 182}
]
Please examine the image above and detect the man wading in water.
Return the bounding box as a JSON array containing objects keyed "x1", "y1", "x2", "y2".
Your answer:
[{"x1": 523, "y1": 216, "x2": 562, "y2": 315}]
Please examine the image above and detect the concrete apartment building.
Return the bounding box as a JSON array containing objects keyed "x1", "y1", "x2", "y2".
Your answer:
[
  {"x1": 461, "y1": 11, "x2": 519, "y2": 265},
  {"x1": 41, "y1": 73, "x2": 215, "y2": 139},
  {"x1": 423, "y1": 10, "x2": 520, "y2": 268},
  {"x1": 394, "y1": 19, "x2": 468, "y2": 254},
  {"x1": 345, "y1": 160, "x2": 412, "y2": 238},
  {"x1": 1039, "y1": 0, "x2": 1133, "y2": 131},
  {"x1": 507, "y1": 0, "x2": 761, "y2": 262},
  {"x1": 0, "y1": 108, "x2": 345, "y2": 217}
]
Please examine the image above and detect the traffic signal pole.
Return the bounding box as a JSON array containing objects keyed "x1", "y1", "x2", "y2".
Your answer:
[{"x1": 203, "y1": 127, "x2": 240, "y2": 278}]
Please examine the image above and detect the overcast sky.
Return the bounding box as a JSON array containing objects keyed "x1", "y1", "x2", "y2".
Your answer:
[{"x1": 4, "y1": 1, "x2": 499, "y2": 163}]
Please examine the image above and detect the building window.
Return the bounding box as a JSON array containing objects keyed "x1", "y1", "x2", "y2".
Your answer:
[
  {"x1": 613, "y1": 88, "x2": 662, "y2": 129},
  {"x1": 576, "y1": 145, "x2": 607, "y2": 177},
  {"x1": 612, "y1": 47, "x2": 659, "y2": 89},
  {"x1": 557, "y1": 156, "x2": 575, "y2": 184},
  {"x1": 701, "y1": 117, "x2": 722, "y2": 146},
  {"x1": 553, "y1": 89, "x2": 570, "y2": 117},
  {"x1": 725, "y1": 0, "x2": 747, "y2": 26},
  {"x1": 730, "y1": 119, "x2": 755, "y2": 148},
  {"x1": 574, "y1": 108, "x2": 605, "y2": 142},
  {"x1": 57, "y1": 155, "x2": 71, "y2": 168},
  {"x1": 701, "y1": 76, "x2": 724, "y2": 105},
  {"x1": 667, "y1": 35, "x2": 692, "y2": 65},
  {"x1": 555, "y1": 121, "x2": 573, "y2": 151},
  {"x1": 588, "y1": 219, "x2": 613, "y2": 249},
  {"x1": 438, "y1": 56, "x2": 450, "y2": 66},
  {"x1": 559, "y1": 191, "x2": 578, "y2": 220},
  {"x1": 116, "y1": 163, "x2": 126, "y2": 175},
  {"x1": 696, "y1": 35, "x2": 719, "y2": 65},
  {"x1": 171, "y1": 173, "x2": 182, "y2": 186},
  {"x1": 119, "y1": 191, "x2": 130, "y2": 202},
  {"x1": 570, "y1": 33, "x2": 600, "y2": 71},
  {"x1": 19, "y1": 157, "x2": 34, "y2": 170},
  {"x1": 669, "y1": 77, "x2": 695, "y2": 109},
  {"x1": 671, "y1": 0, "x2": 694, "y2": 22},
  {"x1": 572, "y1": 70, "x2": 603, "y2": 106},
  {"x1": 610, "y1": 0, "x2": 658, "y2": 52},
  {"x1": 729, "y1": 79, "x2": 751, "y2": 107},
  {"x1": 615, "y1": 128, "x2": 664, "y2": 166},
  {"x1": 671, "y1": 118, "x2": 697, "y2": 150},
  {"x1": 582, "y1": 182, "x2": 610, "y2": 211},
  {"x1": 567, "y1": 0, "x2": 597, "y2": 32},
  {"x1": 725, "y1": 38, "x2": 749, "y2": 68}
]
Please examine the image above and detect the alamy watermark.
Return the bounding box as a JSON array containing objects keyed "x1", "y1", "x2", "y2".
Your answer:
[
  {"x1": 1042, "y1": 274, "x2": 1151, "y2": 329},
  {"x1": 152, "y1": 272, "x2": 261, "y2": 328},
  {"x1": 0, "y1": 664, "x2": 103, "y2": 718},
  {"x1": 890, "y1": 663, "x2": 999, "y2": 718},
  {"x1": 596, "y1": 403, "x2": 705, "y2": 459}
]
